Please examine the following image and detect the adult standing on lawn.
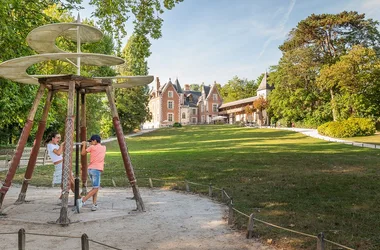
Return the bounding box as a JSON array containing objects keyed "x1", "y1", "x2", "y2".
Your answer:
[{"x1": 77, "y1": 134, "x2": 106, "y2": 212}]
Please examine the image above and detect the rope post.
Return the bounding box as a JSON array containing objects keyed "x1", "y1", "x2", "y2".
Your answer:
[
  {"x1": 149, "y1": 178, "x2": 153, "y2": 188},
  {"x1": 185, "y1": 180, "x2": 190, "y2": 192},
  {"x1": 18, "y1": 228, "x2": 25, "y2": 250},
  {"x1": 221, "y1": 188, "x2": 225, "y2": 201},
  {"x1": 246, "y1": 213, "x2": 255, "y2": 239},
  {"x1": 81, "y1": 233, "x2": 89, "y2": 250},
  {"x1": 317, "y1": 232, "x2": 325, "y2": 250},
  {"x1": 208, "y1": 182, "x2": 213, "y2": 197},
  {"x1": 228, "y1": 197, "x2": 234, "y2": 225}
]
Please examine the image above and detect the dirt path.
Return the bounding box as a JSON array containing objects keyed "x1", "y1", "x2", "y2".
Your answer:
[{"x1": 0, "y1": 186, "x2": 273, "y2": 250}]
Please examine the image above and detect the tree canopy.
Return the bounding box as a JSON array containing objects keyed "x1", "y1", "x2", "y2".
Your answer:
[{"x1": 269, "y1": 11, "x2": 380, "y2": 127}]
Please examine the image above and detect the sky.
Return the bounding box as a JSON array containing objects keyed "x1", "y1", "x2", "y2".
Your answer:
[{"x1": 81, "y1": 0, "x2": 380, "y2": 87}]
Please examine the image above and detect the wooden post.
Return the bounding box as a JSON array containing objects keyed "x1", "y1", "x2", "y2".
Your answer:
[
  {"x1": 74, "y1": 88, "x2": 80, "y2": 204},
  {"x1": 208, "y1": 182, "x2": 213, "y2": 197},
  {"x1": 149, "y1": 178, "x2": 153, "y2": 188},
  {"x1": 185, "y1": 180, "x2": 190, "y2": 192},
  {"x1": 221, "y1": 188, "x2": 225, "y2": 200},
  {"x1": 246, "y1": 213, "x2": 255, "y2": 239},
  {"x1": 18, "y1": 228, "x2": 25, "y2": 250},
  {"x1": 16, "y1": 90, "x2": 53, "y2": 204},
  {"x1": 106, "y1": 85, "x2": 145, "y2": 211},
  {"x1": 57, "y1": 81, "x2": 75, "y2": 225},
  {"x1": 80, "y1": 92, "x2": 88, "y2": 196},
  {"x1": 317, "y1": 232, "x2": 325, "y2": 250},
  {"x1": 0, "y1": 84, "x2": 45, "y2": 210},
  {"x1": 228, "y1": 198, "x2": 234, "y2": 225},
  {"x1": 81, "y1": 233, "x2": 89, "y2": 250}
]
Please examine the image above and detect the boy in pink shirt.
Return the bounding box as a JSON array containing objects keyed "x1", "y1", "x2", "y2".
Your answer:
[{"x1": 76, "y1": 134, "x2": 106, "y2": 212}]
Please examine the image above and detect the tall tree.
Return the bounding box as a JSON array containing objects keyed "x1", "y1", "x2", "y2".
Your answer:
[
  {"x1": 220, "y1": 76, "x2": 257, "y2": 103},
  {"x1": 317, "y1": 45, "x2": 380, "y2": 120},
  {"x1": 116, "y1": 34, "x2": 151, "y2": 132}
]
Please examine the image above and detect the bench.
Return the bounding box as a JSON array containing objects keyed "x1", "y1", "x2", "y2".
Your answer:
[{"x1": 0, "y1": 147, "x2": 52, "y2": 169}]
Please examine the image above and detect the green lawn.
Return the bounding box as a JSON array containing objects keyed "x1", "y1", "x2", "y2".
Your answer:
[
  {"x1": 1, "y1": 125, "x2": 379, "y2": 249},
  {"x1": 342, "y1": 132, "x2": 380, "y2": 145}
]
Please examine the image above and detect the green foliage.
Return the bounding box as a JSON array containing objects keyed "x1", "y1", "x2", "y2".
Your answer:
[
  {"x1": 219, "y1": 76, "x2": 257, "y2": 103},
  {"x1": 270, "y1": 11, "x2": 380, "y2": 125},
  {"x1": 172, "y1": 122, "x2": 182, "y2": 127},
  {"x1": 318, "y1": 118, "x2": 376, "y2": 138},
  {"x1": 89, "y1": 0, "x2": 183, "y2": 49}
]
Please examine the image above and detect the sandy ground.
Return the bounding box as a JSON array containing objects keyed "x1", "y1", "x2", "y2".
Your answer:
[{"x1": 0, "y1": 186, "x2": 274, "y2": 250}]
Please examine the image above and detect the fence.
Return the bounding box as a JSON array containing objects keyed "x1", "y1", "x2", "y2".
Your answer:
[
  {"x1": 0, "y1": 228, "x2": 122, "y2": 250},
  {"x1": 145, "y1": 177, "x2": 355, "y2": 250}
]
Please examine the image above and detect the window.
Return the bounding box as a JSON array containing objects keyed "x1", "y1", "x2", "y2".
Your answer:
[
  {"x1": 192, "y1": 109, "x2": 197, "y2": 115},
  {"x1": 212, "y1": 104, "x2": 218, "y2": 112},
  {"x1": 191, "y1": 117, "x2": 197, "y2": 124},
  {"x1": 182, "y1": 112, "x2": 186, "y2": 119},
  {"x1": 168, "y1": 101, "x2": 173, "y2": 109},
  {"x1": 213, "y1": 94, "x2": 217, "y2": 101},
  {"x1": 168, "y1": 91, "x2": 173, "y2": 98},
  {"x1": 201, "y1": 104, "x2": 204, "y2": 112},
  {"x1": 168, "y1": 113, "x2": 173, "y2": 122},
  {"x1": 201, "y1": 115, "x2": 205, "y2": 123}
]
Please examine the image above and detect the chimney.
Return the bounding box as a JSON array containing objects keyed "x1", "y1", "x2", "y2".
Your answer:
[
  {"x1": 184, "y1": 84, "x2": 190, "y2": 91},
  {"x1": 156, "y1": 77, "x2": 160, "y2": 91}
]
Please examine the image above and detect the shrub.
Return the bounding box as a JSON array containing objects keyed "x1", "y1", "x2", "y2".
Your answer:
[
  {"x1": 173, "y1": 122, "x2": 182, "y2": 127},
  {"x1": 318, "y1": 118, "x2": 376, "y2": 138}
]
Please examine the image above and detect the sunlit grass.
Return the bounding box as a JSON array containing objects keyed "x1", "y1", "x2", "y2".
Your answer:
[{"x1": 1, "y1": 125, "x2": 379, "y2": 249}]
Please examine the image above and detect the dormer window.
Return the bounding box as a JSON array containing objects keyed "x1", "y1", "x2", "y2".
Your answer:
[{"x1": 168, "y1": 91, "x2": 173, "y2": 98}]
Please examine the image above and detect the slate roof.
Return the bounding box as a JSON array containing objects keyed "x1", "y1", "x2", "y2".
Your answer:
[
  {"x1": 174, "y1": 78, "x2": 182, "y2": 93},
  {"x1": 183, "y1": 91, "x2": 201, "y2": 107},
  {"x1": 257, "y1": 73, "x2": 273, "y2": 91}
]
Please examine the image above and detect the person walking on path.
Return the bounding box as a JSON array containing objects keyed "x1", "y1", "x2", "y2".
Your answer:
[
  {"x1": 77, "y1": 134, "x2": 106, "y2": 212},
  {"x1": 45, "y1": 132, "x2": 75, "y2": 197}
]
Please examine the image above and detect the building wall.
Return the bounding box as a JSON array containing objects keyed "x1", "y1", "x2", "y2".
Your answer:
[{"x1": 161, "y1": 84, "x2": 180, "y2": 124}]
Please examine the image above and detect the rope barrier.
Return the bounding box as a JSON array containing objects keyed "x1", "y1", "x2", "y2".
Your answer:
[
  {"x1": 25, "y1": 232, "x2": 81, "y2": 238},
  {"x1": 89, "y1": 239, "x2": 123, "y2": 250},
  {"x1": 147, "y1": 177, "x2": 354, "y2": 250},
  {"x1": 324, "y1": 239, "x2": 355, "y2": 250},
  {"x1": 0, "y1": 232, "x2": 18, "y2": 235}
]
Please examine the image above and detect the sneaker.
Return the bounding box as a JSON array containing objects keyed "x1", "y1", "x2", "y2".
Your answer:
[
  {"x1": 91, "y1": 204, "x2": 98, "y2": 211},
  {"x1": 76, "y1": 199, "x2": 84, "y2": 213}
]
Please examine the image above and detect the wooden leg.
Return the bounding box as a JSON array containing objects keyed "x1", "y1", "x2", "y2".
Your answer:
[
  {"x1": 0, "y1": 84, "x2": 46, "y2": 210},
  {"x1": 106, "y1": 86, "x2": 145, "y2": 211},
  {"x1": 57, "y1": 81, "x2": 75, "y2": 225},
  {"x1": 16, "y1": 90, "x2": 53, "y2": 204}
]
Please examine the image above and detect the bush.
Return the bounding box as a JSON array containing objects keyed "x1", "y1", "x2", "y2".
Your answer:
[
  {"x1": 173, "y1": 122, "x2": 182, "y2": 127},
  {"x1": 317, "y1": 118, "x2": 376, "y2": 138}
]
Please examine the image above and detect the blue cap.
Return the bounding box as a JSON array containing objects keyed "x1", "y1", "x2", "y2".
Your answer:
[{"x1": 88, "y1": 134, "x2": 101, "y2": 143}]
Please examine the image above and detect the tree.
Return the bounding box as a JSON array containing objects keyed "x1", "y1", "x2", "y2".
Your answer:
[
  {"x1": 89, "y1": 0, "x2": 183, "y2": 50},
  {"x1": 253, "y1": 96, "x2": 268, "y2": 125},
  {"x1": 220, "y1": 76, "x2": 257, "y2": 103},
  {"x1": 190, "y1": 84, "x2": 200, "y2": 91},
  {"x1": 270, "y1": 11, "x2": 380, "y2": 125},
  {"x1": 116, "y1": 34, "x2": 151, "y2": 132},
  {"x1": 317, "y1": 45, "x2": 380, "y2": 120},
  {"x1": 280, "y1": 11, "x2": 380, "y2": 65}
]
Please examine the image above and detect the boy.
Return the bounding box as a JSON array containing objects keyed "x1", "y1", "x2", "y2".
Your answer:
[{"x1": 76, "y1": 134, "x2": 106, "y2": 212}]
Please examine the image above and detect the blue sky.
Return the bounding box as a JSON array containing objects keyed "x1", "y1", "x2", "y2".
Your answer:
[{"x1": 82, "y1": 0, "x2": 380, "y2": 86}]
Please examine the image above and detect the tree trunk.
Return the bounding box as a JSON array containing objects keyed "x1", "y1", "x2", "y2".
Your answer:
[{"x1": 330, "y1": 89, "x2": 337, "y2": 121}]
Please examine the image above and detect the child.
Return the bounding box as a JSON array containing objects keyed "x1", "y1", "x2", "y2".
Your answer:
[
  {"x1": 45, "y1": 132, "x2": 75, "y2": 197},
  {"x1": 77, "y1": 134, "x2": 106, "y2": 212}
]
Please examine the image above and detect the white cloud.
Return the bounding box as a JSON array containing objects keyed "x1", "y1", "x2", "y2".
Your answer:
[{"x1": 258, "y1": 0, "x2": 296, "y2": 58}]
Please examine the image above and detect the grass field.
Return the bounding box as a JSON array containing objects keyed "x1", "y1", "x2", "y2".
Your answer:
[
  {"x1": 1, "y1": 125, "x2": 379, "y2": 249},
  {"x1": 342, "y1": 132, "x2": 380, "y2": 145}
]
